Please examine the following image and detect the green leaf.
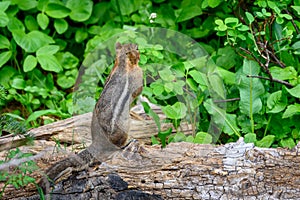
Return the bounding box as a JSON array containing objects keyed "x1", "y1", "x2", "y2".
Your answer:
[
  {"x1": 25, "y1": 15, "x2": 38, "y2": 31},
  {"x1": 73, "y1": 96, "x2": 95, "y2": 114},
  {"x1": 56, "y1": 52, "x2": 79, "y2": 69},
  {"x1": 267, "y1": 91, "x2": 287, "y2": 113},
  {"x1": 237, "y1": 25, "x2": 249, "y2": 31},
  {"x1": 292, "y1": 41, "x2": 300, "y2": 49},
  {"x1": 36, "y1": 45, "x2": 59, "y2": 56},
  {"x1": 267, "y1": 1, "x2": 278, "y2": 10},
  {"x1": 152, "y1": 50, "x2": 164, "y2": 59},
  {"x1": 11, "y1": 76, "x2": 26, "y2": 89},
  {"x1": 26, "y1": 109, "x2": 61, "y2": 125},
  {"x1": 222, "y1": 113, "x2": 239, "y2": 135},
  {"x1": 54, "y1": 19, "x2": 68, "y2": 34},
  {"x1": 12, "y1": 0, "x2": 38, "y2": 10},
  {"x1": 173, "y1": 132, "x2": 186, "y2": 142},
  {"x1": 0, "y1": 51, "x2": 12, "y2": 68},
  {"x1": 244, "y1": 133, "x2": 256, "y2": 143},
  {"x1": 37, "y1": 55, "x2": 62, "y2": 73},
  {"x1": 162, "y1": 104, "x2": 178, "y2": 119},
  {"x1": 217, "y1": 67, "x2": 235, "y2": 85},
  {"x1": 215, "y1": 19, "x2": 224, "y2": 26},
  {"x1": 172, "y1": 102, "x2": 187, "y2": 119},
  {"x1": 208, "y1": 73, "x2": 225, "y2": 99},
  {"x1": 281, "y1": 13, "x2": 292, "y2": 20},
  {"x1": 164, "y1": 82, "x2": 173, "y2": 93},
  {"x1": 57, "y1": 75, "x2": 75, "y2": 89},
  {"x1": 23, "y1": 55, "x2": 37, "y2": 72},
  {"x1": 269, "y1": 66, "x2": 297, "y2": 81},
  {"x1": 111, "y1": 0, "x2": 141, "y2": 15},
  {"x1": 186, "y1": 78, "x2": 198, "y2": 91},
  {"x1": 291, "y1": 6, "x2": 300, "y2": 15},
  {"x1": 0, "y1": 1, "x2": 10, "y2": 12},
  {"x1": 171, "y1": 63, "x2": 185, "y2": 78},
  {"x1": 204, "y1": 99, "x2": 240, "y2": 137},
  {"x1": 176, "y1": 5, "x2": 202, "y2": 22},
  {"x1": 292, "y1": 129, "x2": 300, "y2": 140},
  {"x1": 86, "y1": 2, "x2": 110, "y2": 24},
  {"x1": 242, "y1": 59, "x2": 260, "y2": 74},
  {"x1": 280, "y1": 138, "x2": 295, "y2": 149},
  {"x1": 245, "y1": 12, "x2": 254, "y2": 24},
  {"x1": 224, "y1": 17, "x2": 239, "y2": 25},
  {"x1": 151, "y1": 82, "x2": 164, "y2": 96},
  {"x1": 66, "y1": 0, "x2": 93, "y2": 22},
  {"x1": 215, "y1": 19, "x2": 227, "y2": 31},
  {"x1": 255, "y1": 135, "x2": 275, "y2": 148},
  {"x1": 45, "y1": 3, "x2": 71, "y2": 18},
  {"x1": 7, "y1": 17, "x2": 25, "y2": 32},
  {"x1": 141, "y1": 101, "x2": 161, "y2": 132},
  {"x1": 189, "y1": 70, "x2": 208, "y2": 86},
  {"x1": 285, "y1": 84, "x2": 300, "y2": 98},
  {"x1": 37, "y1": 13, "x2": 49, "y2": 30},
  {"x1": 0, "y1": 66, "x2": 17, "y2": 88},
  {"x1": 216, "y1": 46, "x2": 238, "y2": 70},
  {"x1": 162, "y1": 102, "x2": 187, "y2": 119},
  {"x1": 173, "y1": 80, "x2": 185, "y2": 95},
  {"x1": 75, "y1": 28, "x2": 88, "y2": 43},
  {"x1": 0, "y1": 11, "x2": 9, "y2": 27},
  {"x1": 186, "y1": 135, "x2": 194, "y2": 143},
  {"x1": 157, "y1": 128, "x2": 172, "y2": 148},
  {"x1": 151, "y1": 135, "x2": 160, "y2": 145},
  {"x1": 282, "y1": 104, "x2": 300, "y2": 118},
  {"x1": 158, "y1": 68, "x2": 175, "y2": 82},
  {"x1": 238, "y1": 59, "x2": 265, "y2": 115},
  {"x1": 207, "y1": 0, "x2": 221, "y2": 8},
  {"x1": 194, "y1": 132, "x2": 212, "y2": 144},
  {"x1": 12, "y1": 30, "x2": 54, "y2": 53}
]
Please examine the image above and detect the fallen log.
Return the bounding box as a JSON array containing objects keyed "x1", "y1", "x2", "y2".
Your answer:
[
  {"x1": 1, "y1": 112, "x2": 300, "y2": 199},
  {"x1": 0, "y1": 110, "x2": 192, "y2": 152}
]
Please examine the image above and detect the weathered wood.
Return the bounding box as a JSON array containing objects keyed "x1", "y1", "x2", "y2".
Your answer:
[
  {"x1": 0, "y1": 111, "x2": 193, "y2": 152},
  {"x1": 2, "y1": 138, "x2": 300, "y2": 199},
  {"x1": 1, "y1": 111, "x2": 300, "y2": 199}
]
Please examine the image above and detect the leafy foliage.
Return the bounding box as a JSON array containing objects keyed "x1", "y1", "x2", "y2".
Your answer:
[
  {"x1": 0, "y1": 113, "x2": 27, "y2": 137},
  {"x1": 0, "y1": 148, "x2": 38, "y2": 198},
  {"x1": 0, "y1": 0, "x2": 299, "y2": 149}
]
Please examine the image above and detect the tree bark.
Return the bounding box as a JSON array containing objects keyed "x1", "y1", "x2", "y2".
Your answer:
[
  {"x1": 0, "y1": 111, "x2": 192, "y2": 152},
  {"x1": 1, "y1": 113, "x2": 300, "y2": 199}
]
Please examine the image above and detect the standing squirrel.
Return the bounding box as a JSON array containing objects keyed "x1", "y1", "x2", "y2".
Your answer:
[{"x1": 39, "y1": 43, "x2": 143, "y2": 193}]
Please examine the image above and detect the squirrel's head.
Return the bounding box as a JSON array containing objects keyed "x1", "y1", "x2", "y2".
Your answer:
[{"x1": 115, "y1": 42, "x2": 140, "y2": 66}]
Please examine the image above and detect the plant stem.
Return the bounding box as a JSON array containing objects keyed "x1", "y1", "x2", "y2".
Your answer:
[
  {"x1": 264, "y1": 115, "x2": 272, "y2": 137},
  {"x1": 249, "y1": 73, "x2": 255, "y2": 134}
]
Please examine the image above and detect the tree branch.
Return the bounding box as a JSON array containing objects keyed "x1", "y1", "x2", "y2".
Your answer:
[
  {"x1": 213, "y1": 98, "x2": 240, "y2": 103},
  {"x1": 246, "y1": 75, "x2": 293, "y2": 87}
]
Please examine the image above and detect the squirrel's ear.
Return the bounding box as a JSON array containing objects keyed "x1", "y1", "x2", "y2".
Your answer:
[{"x1": 115, "y1": 42, "x2": 122, "y2": 50}]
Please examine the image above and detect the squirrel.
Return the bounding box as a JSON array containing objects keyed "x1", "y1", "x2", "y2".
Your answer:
[{"x1": 39, "y1": 43, "x2": 143, "y2": 193}]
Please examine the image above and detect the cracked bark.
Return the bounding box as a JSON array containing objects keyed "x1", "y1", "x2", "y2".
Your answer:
[{"x1": 1, "y1": 113, "x2": 300, "y2": 199}]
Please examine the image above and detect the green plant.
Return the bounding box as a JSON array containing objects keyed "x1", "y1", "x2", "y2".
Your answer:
[
  {"x1": 0, "y1": 148, "x2": 39, "y2": 198},
  {"x1": 0, "y1": 0, "x2": 299, "y2": 149},
  {"x1": 0, "y1": 113, "x2": 27, "y2": 137},
  {"x1": 0, "y1": 0, "x2": 93, "y2": 127},
  {"x1": 213, "y1": 0, "x2": 300, "y2": 148}
]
